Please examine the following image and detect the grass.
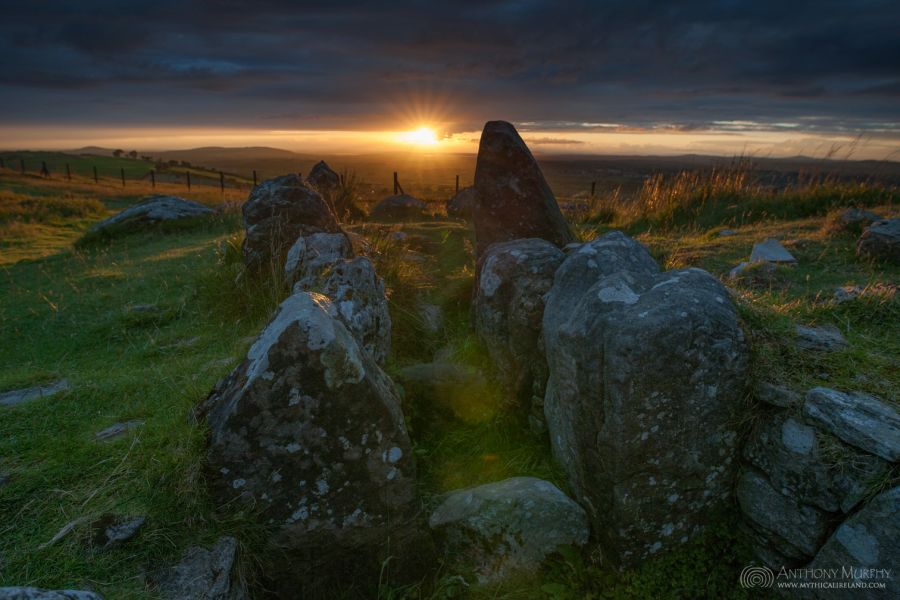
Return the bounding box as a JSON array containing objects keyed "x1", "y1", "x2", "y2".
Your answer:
[{"x1": 1, "y1": 168, "x2": 898, "y2": 598}]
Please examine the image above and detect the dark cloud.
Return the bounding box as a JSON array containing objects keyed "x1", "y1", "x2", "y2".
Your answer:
[{"x1": 0, "y1": 0, "x2": 898, "y2": 136}]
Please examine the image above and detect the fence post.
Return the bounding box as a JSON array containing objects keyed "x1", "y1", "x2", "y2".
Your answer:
[
  {"x1": 41, "y1": 161, "x2": 49, "y2": 178},
  {"x1": 93, "y1": 166, "x2": 98, "y2": 183},
  {"x1": 590, "y1": 181, "x2": 596, "y2": 198},
  {"x1": 393, "y1": 171, "x2": 399, "y2": 195},
  {"x1": 0, "y1": 157, "x2": 5, "y2": 169},
  {"x1": 20, "y1": 159, "x2": 25, "y2": 174},
  {"x1": 220, "y1": 171, "x2": 225, "y2": 193},
  {"x1": 252, "y1": 170, "x2": 257, "y2": 187},
  {"x1": 150, "y1": 170, "x2": 156, "y2": 188},
  {"x1": 120, "y1": 167, "x2": 126, "y2": 187},
  {"x1": 455, "y1": 174, "x2": 459, "y2": 194},
  {"x1": 186, "y1": 171, "x2": 191, "y2": 191},
  {"x1": 66, "y1": 163, "x2": 71, "y2": 181}
]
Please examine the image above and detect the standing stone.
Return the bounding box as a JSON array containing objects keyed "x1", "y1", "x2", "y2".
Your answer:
[
  {"x1": 542, "y1": 232, "x2": 748, "y2": 567},
  {"x1": 473, "y1": 121, "x2": 574, "y2": 256},
  {"x1": 201, "y1": 292, "x2": 427, "y2": 589},
  {"x1": 446, "y1": 186, "x2": 477, "y2": 221},
  {"x1": 284, "y1": 232, "x2": 354, "y2": 289},
  {"x1": 801, "y1": 486, "x2": 899, "y2": 599},
  {"x1": 241, "y1": 174, "x2": 341, "y2": 270},
  {"x1": 429, "y1": 477, "x2": 589, "y2": 584},
  {"x1": 857, "y1": 218, "x2": 900, "y2": 263},
  {"x1": 316, "y1": 257, "x2": 392, "y2": 365},
  {"x1": 306, "y1": 160, "x2": 340, "y2": 194},
  {"x1": 473, "y1": 238, "x2": 564, "y2": 429}
]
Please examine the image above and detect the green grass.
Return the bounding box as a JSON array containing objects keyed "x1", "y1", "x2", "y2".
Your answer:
[
  {"x1": 0, "y1": 151, "x2": 155, "y2": 180},
  {"x1": 1, "y1": 173, "x2": 898, "y2": 598}
]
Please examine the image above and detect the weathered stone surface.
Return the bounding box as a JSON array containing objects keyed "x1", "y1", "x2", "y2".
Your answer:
[
  {"x1": 795, "y1": 324, "x2": 847, "y2": 352},
  {"x1": 736, "y1": 469, "x2": 831, "y2": 564},
  {"x1": 743, "y1": 413, "x2": 889, "y2": 513},
  {"x1": 446, "y1": 186, "x2": 477, "y2": 220},
  {"x1": 825, "y1": 208, "x2": 882, "y2": 235},
  {"x1": 306, "y1": 160, "x2": 340, "y2": 193},
  {"x1": 473, "y1": 121, "x2": 574, "y2": 256},
  {"x1": 94, "y1": 420, "x2": 144, "y2": 441},
  {"x1": 803, "y1": 387, "x2": 900, "y2": 462},
  {"x1": 87, "y1": 195, "x2": 212, "y2": 237},
  {"x1": 369, "y1": 194, "x2": 427, "y2": 221},
  {"x1": 241, "y1": 174, "x2": 341, "y2": 270},
  {"x1": 314, "y1": 257, "x2": 391, "y2": 365},
  {"x1": 151, "y1": 536, "x2": 247, "y2": 600},
  {"x1": 0, "y1": 589, "x2": 103, "y2": 600},
  {"x1": 802, "y1": 486, "x2": 899, "y2": 599},
  {"x1": 0, "y1": 379, "x2": 69, "y2": 407},
  {"x1": 755, "y1": 382, "x2": 801, "y2": 408},
  {"x1": 542, "y1": 232, "x2": 748, "y2": 567},
  {"x1": 283, "y1": 232, "x2": 354, "y2": 289},
  {"x1": 749, "y1": 238, "x2": 797, "y2": 263},
  {"x1": 857, "y1": 218, "x2": 900, "y2": 263},
  {"x1": 90, "y1": 515, "x2": 145, "y2": 549},
  {"x1": 201, "y1": 292, "x2": 425, "y2": 585},
  {"x1": 474, "y1": 239, "x2": 564, "y2": 421},
  {"x1": 416, "y1": 302, "x2": 443, "y2": 333},
  {"x1": 429, "y1": 477, "x2": 589, "y2": 584}
]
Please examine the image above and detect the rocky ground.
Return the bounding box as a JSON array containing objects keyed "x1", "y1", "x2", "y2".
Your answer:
[{"x1": 0, "y1": 125, "x2": 897, "y2": 599}]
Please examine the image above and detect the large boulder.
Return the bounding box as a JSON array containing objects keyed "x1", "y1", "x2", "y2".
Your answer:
[
  {"x1": 369, "y1": 194, "x2": 427, "y2": 221},
  {"x1": 314, "y1": 257, "x2": 391, "y2": 365},
  {"x1": 472, "y1": 121, "x2": 574, "y2": 256},
  {"x1": 800, "y1": 486, "x2": 899, "y2": 599},
  {"x1": 283, "y1": 232, "x2": 354, "y2": 289},
  {"x1": 446, "y1": 186, "x2": 477, "y2": 221},
  {"x1": 241, "y1": 174, "x2": 341, "y2": 270},
  {"x1": 542, "y1": 231, "x2": 748, "y2": 566},
  {"x1": 429, "y1": 477, "x2": 589, "y2": 584},
  {"x1": 857, "y1": 218, "x2": 900, "y2": 262},
  {"x1": 85, "y1": 195, "x2": 212, "y2": 239},
  {"x1": 473, "y1": 239, "x2": 565, "y2": 429},
  {"x1": 200, "y1": 292, "x2": 428, "y2": 590}
]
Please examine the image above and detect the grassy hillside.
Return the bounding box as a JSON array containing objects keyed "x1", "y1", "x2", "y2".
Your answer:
[{"x1": 0, "y1": 168, "x2": 897, "y2": 598}]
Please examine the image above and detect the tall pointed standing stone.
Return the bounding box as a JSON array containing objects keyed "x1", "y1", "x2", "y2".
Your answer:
[{"x1": 473, "y1": 121, "x2": 575, "y2": 257}]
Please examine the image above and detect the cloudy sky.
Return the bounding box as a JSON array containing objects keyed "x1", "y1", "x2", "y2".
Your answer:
[{"x1": 2, "y1": 0, "x2": 899, "y2": 157}]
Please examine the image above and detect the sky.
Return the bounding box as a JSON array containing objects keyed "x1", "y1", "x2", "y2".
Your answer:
[{"x1": 1, "y1": 0, "x2": 899, "y2": 159}]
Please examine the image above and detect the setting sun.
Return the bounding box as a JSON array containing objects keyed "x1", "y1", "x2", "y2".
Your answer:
[{"x1": 399, "y1": 126, "x2": 439, "y2": 146}]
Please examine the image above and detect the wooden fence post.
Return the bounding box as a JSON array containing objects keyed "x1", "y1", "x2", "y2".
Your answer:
[
  {"x1": 150, "y1": 170, "x2": 156, "y2": 188},
  {"x1": 41, "y1": 161, "x2": 49, "y2": 178},
  {"x1": 66, "y1": 163, "x2": 71, "y2": 181},
  {"x1": 120, "y1": 167, "x2": 126, "y2": 187},
  {"x1": 455, "y1": 174, "x2": 459, "y2": 194},
  {"x1": 590, "y1": 181, "x2": 596, "y2": 197},
  {"x1": 220, "y1": 171, "x2": 225, "y2": 193},
  {"x1": 252, "y1": 170, "x2": 257, "y2": 187},
  {"x1": 186, "y1": 171, "x2": 191, "y2": 191},
  {"x1": 0, "y1": 157, "x2": 5, "y2": 169},
  {"x1": 20, "y1": 158, "x2": 25, "y2": 174},
  {"x1": 93, "y1": 166, "x2": 98, "y2": 183}
]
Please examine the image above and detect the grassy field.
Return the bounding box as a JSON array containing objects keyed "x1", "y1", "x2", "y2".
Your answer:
[{"x1": 0, "y1": 167, "x2": 897, "y2": 598}]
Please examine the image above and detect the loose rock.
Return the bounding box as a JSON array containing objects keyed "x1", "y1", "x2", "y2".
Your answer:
[
  {"x1": 472, "y1": 121, "x2": 574, "y2": 256},
  {"x1": 446, "y1": 186, "x2": 477, "y2": 221},
  {"x1": 0, "y1": 589, "x2": 103, "y2": 600},
  {"x1": 749, "y1": 238, "x2": 797, "y2": 263},
  {"x1": 94, "y1": 420, "x2": 144, "y2": 442},
  {"x1": 795, "y1": 324, "x2": 847, "y2": 352},
  {"x1": 151, "y1": 536, "x2": 246, "y2": 600},
  {"x1": 857, "y1": 218, "x2": 900, "y2": 263},
  {"x1": 283, "y1": 232, "x2": 353, "y2": 289},
  {"x1": 754, "y1": 382, "x2": 801, "y2": 408},
  {"x1": 803, "y1": 387, "x2": 900, "y2": 462},
  {"x1": 429, "y1": 477, "x2": 589, "y2": 584},
  {"x1": 369, "y1": 194, "x2": 428, "y2": 221},
  {"x1": 0, "y1": 379, "x2": 70, "y2": 407},
  {"x1": 85, "y1": 195, "x2": 212, "y2": 239},
  {"x1": 90, "y1": 515, "x2": 145, "y2": 549}
]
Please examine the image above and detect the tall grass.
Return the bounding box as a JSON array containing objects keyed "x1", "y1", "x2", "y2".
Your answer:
[{"x1": 586, "y1": 163, "x2": 898, "y2": 232}]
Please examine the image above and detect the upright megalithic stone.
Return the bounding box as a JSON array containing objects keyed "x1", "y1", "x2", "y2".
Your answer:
[{"x1": 473, "y1": 120, "x2": 575, "y2": 257}]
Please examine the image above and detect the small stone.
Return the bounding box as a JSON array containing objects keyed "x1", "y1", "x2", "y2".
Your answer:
[
  {"x1": 369, "y1": 194, "x2": 428, "y2": 221},
  {"x1": 718, "y1": 229, "x2": 736, "y2": 236},
  {"x1": 0, "y1": 588, "x2": 104, "y2": 599},
  {"x1": 857, "y1": 218, "x2": 900, "y2": 263},
  {"x1": 94, "y1": 420, "x2": 144, "y2": 442},
  {"x1": 803, "y1": 387, "x2": 900, "y2": 462},
  {"x1": 795, "y1": 324, "x2": 847, "y2": 352},
  {"x1": 91, "y1": 515, "x2": 145, "y2": 549},
  {"x1": 833, "y1": 286, "x2": 862, "y2": 303},
  {"x1": 0, "y1": 379, "x2": 70, "y2": 407},
  {"x1": 126, "y1": 303, "x2": 158, "y2": 313},
  {"x1": 416, "y1": 303, "x2": 443, "y2": 334},
  {"x1": 755, "y1": 382, "x2": 801, "y2": 408},
  {"x1": 749, "y1": 239, "x2": 797, "y2": 263},
  {"x1": 150, "y1": 536, "x2": 247, "y2": 600}
]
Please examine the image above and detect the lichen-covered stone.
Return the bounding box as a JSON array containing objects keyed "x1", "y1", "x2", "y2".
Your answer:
[
  {"x1": 429, "y1": 477, "x2": 589, "y2": 584},
  {"x1": 795, "y1": 325, "x2": 847, "y2": 353},
  {"x1": 85, "y1": 195, "x2": 212, "y2": 238},
  {"x1": 857, "y1": 218, "x2": 900, "y2": 263},
  {"x1": 743, "y1": 413, "x2": 889, "y2": 513},
  {"x1": 241, "y1": 174, "x2": 341, "y2": 270},
  {"x1": 446, "y1": 186, "x2": 477, "y2": 220},
  {"x1": 283, "y1": 232, "x2": 354, "y2": 289},
  {"x1": 474, "y1": 238, "x2": 564, "y2": 427},
  {"x1": 542, "y1": 232, "x2": 748, "y2": 567},
  {"x1": 150, "y1": 536, "x2": 247, "y2": 600},
  {"x1": 201, "y1": 292, "x2": 425, "y2": 587},
  {"x1": 473, "y1": 121, "x2": 574, "y2": 256}
]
